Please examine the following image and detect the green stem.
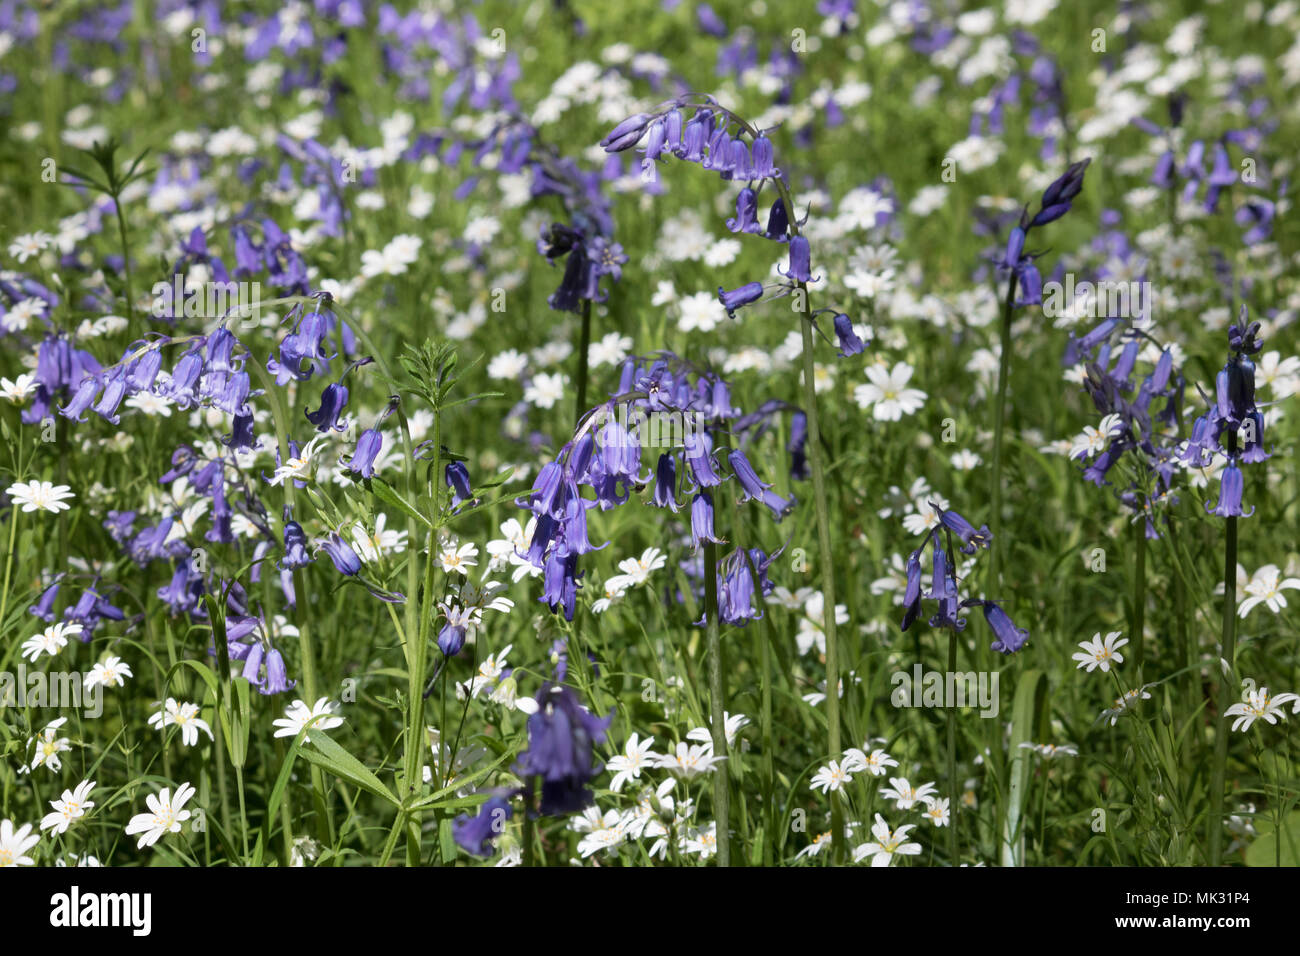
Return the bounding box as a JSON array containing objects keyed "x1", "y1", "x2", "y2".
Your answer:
[
  {"x1": 759, "y1": 615, "x2": 775, "y2": 866},
  {"x1": 403, "y1": 413, "x2": 439, "y2": 863},
  {"x1": 574, "y1": 299, "x2": 592, "y2": 427},
  {"x1": 768, "y1": 171, "x2": 844, "y2": 864},
  {"x1": 703, "y1": 540, "x2": 730, "y2": 866},
  {"x1": 946, "y1": 629, "x2": 959, "y2": 865},
  {"x1": 796, "y1": 309, "x2": 844, "y2": 862},
  {"x1": 0, "y1": 509, "x2": 19, "y2": 643},
  {"x1": 1132, "y1": 520, "x2": 1146, "y2": 680},
  {"x1": 1208, "y1": 437, "x2": 1239, "y2": 865},
  {"x1": 522, "y1": 778, "x2": 537, "y2": 867},
  {"x1": 113, "y1": 197, "x2": 136, "y2": 332},
  {"x1": 378, "y1": 811, "x2": 405, "y2": 867},
  {"x1": 989, "y1": 273, "x2": 1018, "y2": 591}
]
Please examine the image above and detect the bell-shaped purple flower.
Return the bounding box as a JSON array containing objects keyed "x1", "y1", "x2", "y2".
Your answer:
[
  {"x1": 306, "y1": 382, "x2": 350, "y2": 432},
  {"x1": 515, "y1": 683, "x2": 612, "y2": 816},
  {"x1": 1207, "y1": 462, "x2": 1253, "y2": 518},
  {"x1": 717, "y1": 281, "x2": 764, "y2": 318},
  {"x1": 260, "y1": 648, "x2": 296, "y2": 696},
  {"x1": 938, "y1": 508, "x2": 993, "y2": 554},
  {"x1": 832, "y1": 312, "x2": 866, "y2": 356},
  {"x1": 980, "y1": 600, "x2": 1029, "y2": 654},
  {"x1": 318, "y1": 533, "x2": 362, "y2": 575},
  {"x1": 778, "y1": 235, "x2": 818, "y2": 283},
  {"x1": 446, "y1": 461, "x2": 475, "y2": 508},
  {"x1": 346, "y1": 428, "x2": 383, "y2": 479},
  {"x1": 453, "y1": 795, "x2": 514, "y2": 856}
]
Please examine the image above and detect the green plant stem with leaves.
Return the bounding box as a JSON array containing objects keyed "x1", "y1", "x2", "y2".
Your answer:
[
  {"x1": 1132, "y1": 520, "x2": 1146, "y2": 680},
  {"x1": 702, "y1": 539, "x2": 730, "y2": 866},
  {"x1": 989, "y1": 273, "x2": 1019, "y2": 591},
  {"x1": 766, "y1": 172, "x2": 845, "y2": 865},
  {"x1": 404, "y1": 414, "x2": 440, "y2": 865}
]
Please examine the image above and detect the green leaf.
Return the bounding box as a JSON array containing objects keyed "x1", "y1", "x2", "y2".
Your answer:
[
  {"x1": 300, "y1": 732, "x2": 399, "y2": 807},
  {"x1": 439, "y1": 817, "x2": 456, "y2": 862},
  {"x1": 262, "y1": 726, "x2": 311, "y2": 853},
  {"x1": 1246, "y1": 811, "x2": 1300, "y2": 867},
  {"x1": 408, "y1": 748, "x2": 514, "y2": 811},
  {"x1": 368, "y1": 476, "x2": 432, "y2": 530},
  {"x1": 228, "y1": 676, "x2": 251, "y2": 770},
  {"x1": 1001, "y1": 669, "x2": 1046, "y2": 867},
  {"x1": 163, "y1": 658, "x2": 219, "y2": 703}
]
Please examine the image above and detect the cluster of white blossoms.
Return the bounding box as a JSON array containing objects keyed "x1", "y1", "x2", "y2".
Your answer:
[{"x1": 560, "y1": 715, "x2": 751, "y2": 863}]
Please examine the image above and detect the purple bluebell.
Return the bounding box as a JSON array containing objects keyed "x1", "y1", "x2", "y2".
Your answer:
[
  {"x1": 438, "y1": 618, "x2": 468, "y2": 657},
  {"x1": 453, "y1": 795, "x2": 514, "y2": 856},
  {"x1": 306, "y1": 382, "x2": 349, "y2": 432},
  {"x1": 977, "y1": 600, "x2": 1029, "y2": 654},
  {"x1": 1208, "y1": 462, "x2": 1252, "y2": 518},
  {"x1": 778, "y1": 236, "x2": 818, "y2": 284},
  {"x1": 318, "y1": 533, "x2": 362, "y2": 576},
  {"x1": 514, "y1": 683, "x2": 612, "y2": 815},
  {"x1": 938, "y1": 508, "x2": 993, "y2": 554},
  {"x1": 446, "y1": 461, "x2": 475, "y2": 509},
  {"x1": 345, "y1": 428, "x2": 383, "y2": 479},
  {"x1": 831, "y1": 312, "x2": 866, "y2": 356},
  {"x1": 717, "y1": 281, "x2": 764, "y2": 318}
]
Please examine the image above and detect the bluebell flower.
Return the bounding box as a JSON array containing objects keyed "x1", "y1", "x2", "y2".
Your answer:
[
  {"x1": 29, "y1": 576, "x2": 63, "y2": 622},
  {"x1": 261, "y1": 649, "x2": 297, "y2": 696},
  {"x1": 446, "y1": 461, "x2": 475, "y2": 509},
  {"x1": 831, "y1": 312, "x2": 866, "y2": 356},
  {"x1": 718, "y1": 549, "x2": 761, "y2": 626},
  {"x1": 541, "y1": 547, "x2": 582, "y2": 621},
  {"x1": 977, "y1": 600, "x2": 1029, "y2": 654},
  {"x1": 1208, "y1": 462, "x2": 1253, "y2": 518},
  {"x1": 763, "y1": 198, "x2": 790, "y2": 242},
  {"x1": 306, "y1": 382, "x2": 350, "y2": 432},
  {"x1": 726, "y1": 188, "x2": 761, "y2": 234},
  {"x1": 437, "y1": 618, "x2": 468, "y2": 657},
  {"x1": 938, "y1": 508, "x2": 993, "y2": 554},
  {"x1": 279, "y1": 520, "x2": 313, "y2": 570},
  {"x1": 345, "y1": 428, "x2": 383, "y2": 478},
  {"x1": 599, "y1": 112, "x2": 654, "y2": 152},
  {"x1": 778, "y1": 236, "x2": 818, "y2": 284},
  {"x1": 514, "y1": 683, "x2": 612, "y2": 816},
  {"x1": 452, "y1": 795, "x2": 514, "y2": 857},
  {"x1": 318, "y1": 533, "x2": 362, "y2": 576},
  {"x1": 727, "y1": 449, "x2": 795, "y2": 520},
  {"x1": 690, "y1": 491, "x2": 723, "y2": 550},
  {"x1": 717, "y1": 281, "x2": 764, "y2": 318},
  {"x1": 652, "y1": 453, "x2": 679, "y2": 512}
]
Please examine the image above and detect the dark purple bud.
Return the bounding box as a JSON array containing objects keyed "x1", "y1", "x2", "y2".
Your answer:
[
  {"x1": 446, "y1": 461, "x2": 474, "y2": 508},
  {"x1": 832, "y1": 313, "x2": 867, "y2": 357}
]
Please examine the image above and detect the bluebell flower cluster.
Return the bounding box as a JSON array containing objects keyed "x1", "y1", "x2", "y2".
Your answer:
[
  {"x1": 1134, "y1": 92, "x2": 1280, "y2": 246},
  {"x1": 1065, "y1": 320, "x2": 1186, "y2": 537},
  {"x1": 601, "y1": 96, "x2": 868, "y2": 355},
  {"x1": 1183, "y1": 313, "x2": 1268, "y2": 519},
  {"x1": 1001, "y1": 158, "x2": 1090, "y2": 307},
  {"x1": 518, "y1": 353, "x2": 794, "y2": 624},
  {"x1": 901, "y1": 506, "x2": 1028, "y2": 655}
]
